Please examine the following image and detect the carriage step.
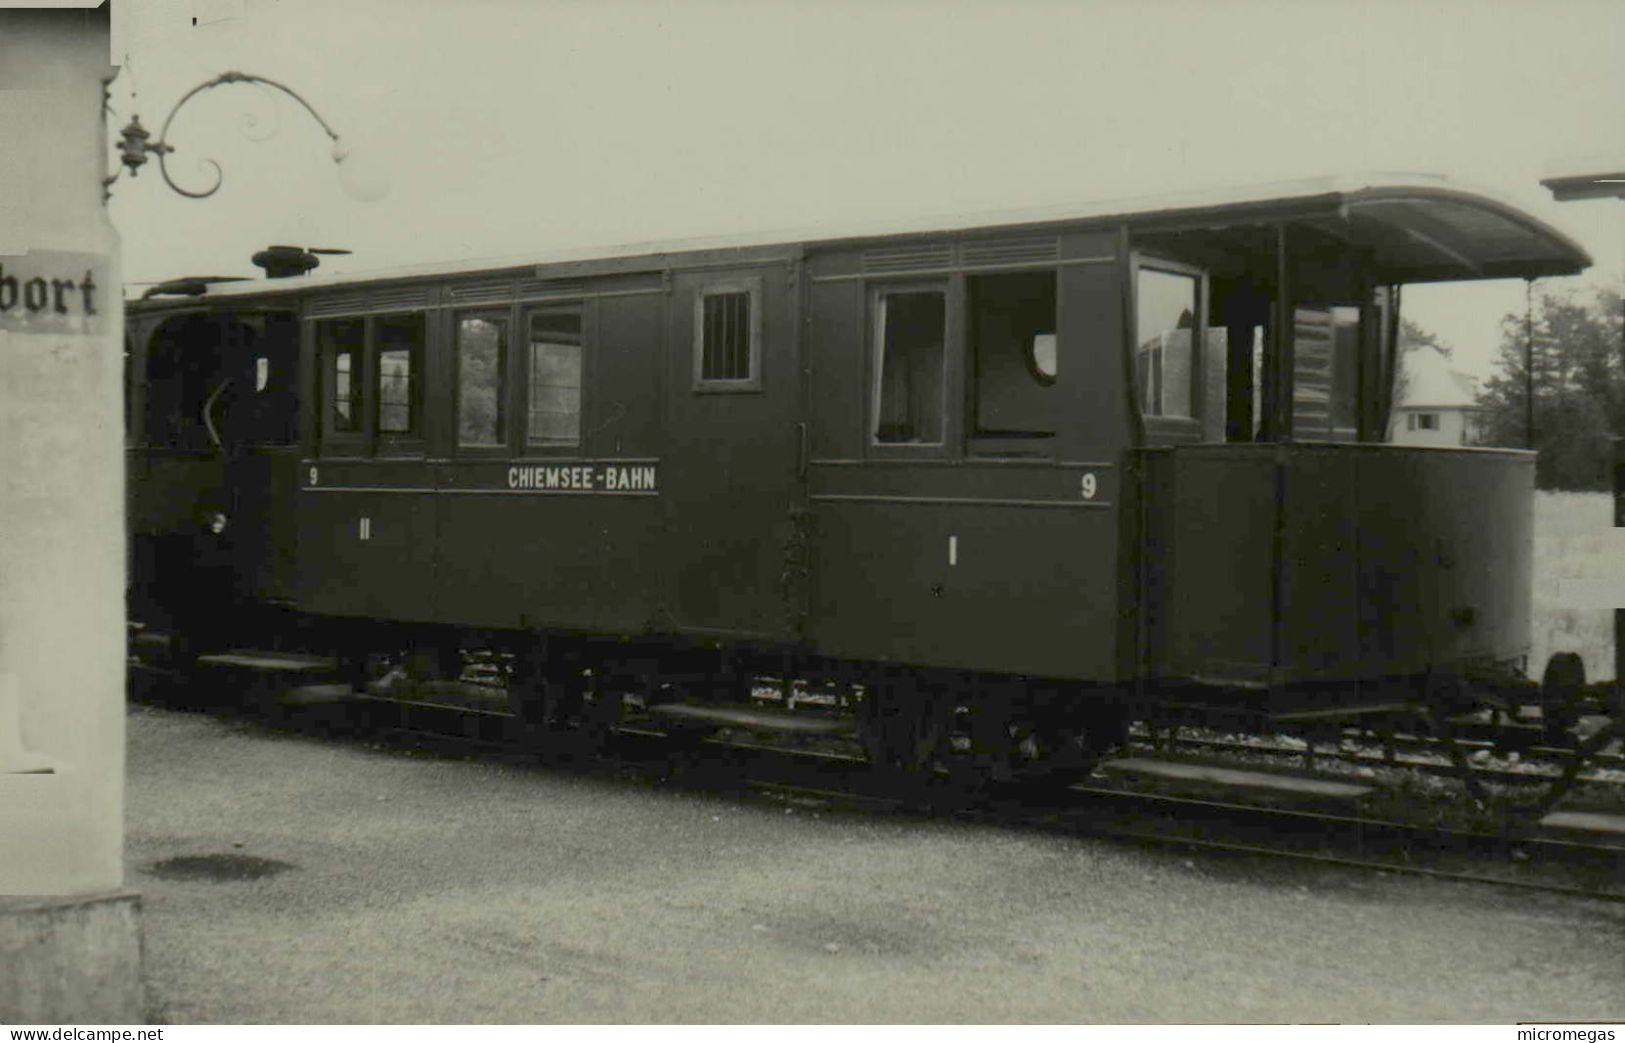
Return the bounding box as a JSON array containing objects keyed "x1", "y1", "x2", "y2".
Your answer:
[
  {"x1": 131, "y1": 630, "x2": 174, "y2": 654},
  {"x1": 1538, "y1": 810, "x2": 1625, "y2": 838},
  {"x1": 1099, "y1": 757, "x2": 1373, "y2": 802},
  {"x1": 195, "y1": 650, "x2": 340, "y2": 674},
  {"x1": 1271, "y1": 702, "x2": 1413, "y2": 724},
  {"x1": 646, "y1": 702, "x2": 854, "y2": 737}
]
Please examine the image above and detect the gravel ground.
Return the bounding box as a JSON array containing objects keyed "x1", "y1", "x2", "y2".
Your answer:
[{"x1": 124, "y1": 703, "x2": 1625, "y2": 1024}]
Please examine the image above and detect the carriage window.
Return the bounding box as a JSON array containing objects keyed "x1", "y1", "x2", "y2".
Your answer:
[
  {"x1": 1135, "y1": 266, "x2": 1200, "y2": 419},
  {"x1": 317, "y1": 317, "x2": 364, "y2": 435},
  {"x1": 693, "y1": 280, "x2": 762, "y2": 390},
  {"x1": 872, "y1": 288, "x2": 946, "y2": 445},
  {"x1": 377, "y1": 313, "x2": 424, "y2": 436},
  {"x1": 457, "y1": 313, "x2": 507, "y2": 446},
  {"x1": 969, "y1": 271, "x2": 1058, "y2": 441},
  {"x1": 527, "y1": 307, "x2": 582, "y2": 447},
  {"x1": 1288, "y1": 305, "x2": 1361, "y2": 441}
]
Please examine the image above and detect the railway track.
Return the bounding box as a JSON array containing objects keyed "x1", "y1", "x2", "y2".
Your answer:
[
  {"x1": 1132, "y1": 727, "x2": 1625, "y2": 793},
  {"x1": 128, "y1": 665, "x2": 1625, "y2": 903}
]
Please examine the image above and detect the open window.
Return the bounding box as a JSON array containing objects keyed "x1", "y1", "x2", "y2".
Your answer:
[
  {"x1": 144, "y1": 310, "x2": 299, "y2": 451},
  {"x1": 871, "y1": 285, "x2": 947, "y2": 446},
  {"x1": 968, "y1": 270, "x2": 1058, "y2": 454},
  {"x1": 1135, "y1": 259, "x2": 1227, "y2": 443},
  {"x1": 456, "y1": 312, "x2": 509, "y2": 448},
  {"x1": 1135, "y1": 262, "x2": 1201, "y2": 422}
]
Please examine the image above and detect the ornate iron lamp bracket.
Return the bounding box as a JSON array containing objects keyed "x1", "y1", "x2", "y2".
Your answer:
[{"x1": 107, "y1": 71, "x2": 342, "y2": 199}]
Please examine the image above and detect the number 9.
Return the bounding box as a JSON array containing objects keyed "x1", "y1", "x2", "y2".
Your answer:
[
  {"x1": 1080, "y1": 473, "x2": 1097, "y2": 500},
  {"x1": 309, "y1": 466, "x2": 319, "y2": 486}
]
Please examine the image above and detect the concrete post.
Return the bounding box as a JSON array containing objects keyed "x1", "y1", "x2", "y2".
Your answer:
[{"x1": 0, "y1": 4, "x2": 145, "y2": 1023}]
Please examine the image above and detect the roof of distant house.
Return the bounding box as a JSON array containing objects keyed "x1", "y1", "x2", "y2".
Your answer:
[{"x1": 1398, "y1": 346, "x2": 1480, "y2": 409}]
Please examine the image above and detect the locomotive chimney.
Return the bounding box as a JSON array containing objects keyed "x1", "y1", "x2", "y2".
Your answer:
[{"x1": 252, "y1": 245, "x2": 322, "y2": 279}]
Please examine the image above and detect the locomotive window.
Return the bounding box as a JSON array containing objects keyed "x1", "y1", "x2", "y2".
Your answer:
[
  {"x1": 1135, "y1": 266, "x2": 1200, "y2": 419},
  {"x1": 872, "y1": 288, "x2": 946, "y2": 445},
  {"x1": 457, "y1": 314, "x2": 508, "y2": 447},
  {"x1": 968, "y1": 270, "x2": 1058, "y2": 442},
  {"x1": 693, "y1": 279, "x2": 762, "y2": 391},
  {"x1": 1030, "y1": 334, "x2": 1057, "y2": 383},
  {"x1": 376, "y1": 313, "x2": 424, "y2": 436},
  {"x1": 527, "y1": 307, "x2": 582, "y2": 447},
  {"x1": 317, "y1": 317, "x2": 365, "y2": 435}
]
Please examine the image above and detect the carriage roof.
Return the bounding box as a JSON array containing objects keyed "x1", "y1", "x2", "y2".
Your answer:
[{"x1": 130, "y1": 172, "x2": 1590, "y2": 306}]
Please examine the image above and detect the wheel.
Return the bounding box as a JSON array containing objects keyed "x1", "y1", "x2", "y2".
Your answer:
[
  {"x1": 576, "y1": 676, "x2": 625, "y2": 756},
  {"x1": 1541, "y1": 651, "x2": 1587, "y2": 743},
  {"x1": 507, "y1": 644, "x2": 588, "y2": 756},
  {"x1": 863, "y1": 673, "x2": 980, "y2": 810},
  {"x1": 1005, "y1": 711, "x2": 1128, "y2": 799}
]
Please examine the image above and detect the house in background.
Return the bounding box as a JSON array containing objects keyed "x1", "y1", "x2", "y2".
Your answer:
[{"x1": 1389, "y1": 345, "x2": 1482, "y2": 446}]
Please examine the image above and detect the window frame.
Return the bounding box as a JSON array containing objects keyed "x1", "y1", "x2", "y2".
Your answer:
[
  {"x1": 453, "y1": 308, "x2": 512, "y2": 454},
  {"x1": 315, "y1": 315, "x2": 368, "y2": 453},
  {"x1": 965, "y1": 268, "x2": 1062, "y2": 452},
  {"x1": 867, "y1": 278, "x2": 956, "y2": 455},
  {"x1": 522, "y1": 301, "x2": 587, "y2": 453},
  {"x1": 692, "y1": 277, "x2": 763, "y2": 393},
  {"x1": 312, "y1": 311, "x2": 433, "y2": 458},
  {"x1": 1131, "y1": 253, "x2": 1208, "y2": 442},
  {"x1": 372, "y1": 310, "x2": 428, "y2": 455}
]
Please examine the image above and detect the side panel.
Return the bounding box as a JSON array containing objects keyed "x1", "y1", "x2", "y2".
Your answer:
[
  {"x1": 1344, "y1": 448, "x2": 1532, "y2": 673},
  {"x1": 225, "y1": 447, "x2": 301, "y2": 601},
  {"x1": 803, "y1": 232, "x2": 1131, "y2": 681},
  {"x1": 126, "y1": 448, "x2": 224, "y2": 625},
  {"x1": 1143, "y1": 447, "x2": 1276, "y2": 684},
  {"x1": 297, "y1": 461, "x2": 438, "y2": 622},
  {"x1": 127, "y1": 450, "x2": 223, "y2": 536},
  {"x1": 1276, "y1": 449, "x2": 1361, "y2": 679},
  {"x1": 431, "y1": 291, "x2": 667, "y2": 634},
  {"x1": 431, "y1": 466, "x2": 661, "y2": 633},
  {"x1": 805, "y1": 465, "x2": 1118, "y2": 678},
  {"x1": 1142, "y1": 444, "x2": 1534, "y2": 686}
]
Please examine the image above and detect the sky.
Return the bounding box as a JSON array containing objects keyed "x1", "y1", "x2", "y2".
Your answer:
[{"x1": 107, "y1": 0, "x2": 1625, "y2": 382}]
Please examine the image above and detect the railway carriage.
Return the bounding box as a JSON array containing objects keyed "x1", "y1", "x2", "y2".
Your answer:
[{"x1": 125, "y1": 174, "x2": 1593, "y2": 783}]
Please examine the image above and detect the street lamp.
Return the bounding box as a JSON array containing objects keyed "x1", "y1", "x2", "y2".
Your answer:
[
  {"x1": 1540, "y1": 169, "x2": 1625, "y2": 202},
  {"x1": 105, "y1": 70, "x2": 385, "y2": 201}
]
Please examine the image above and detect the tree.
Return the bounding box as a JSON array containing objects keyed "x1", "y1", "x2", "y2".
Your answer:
[{"x1": 1475, "y1": 285, "x2": 1625, "y2": 490}]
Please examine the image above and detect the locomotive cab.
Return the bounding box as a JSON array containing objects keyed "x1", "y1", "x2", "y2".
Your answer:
[
  {"x1": 1121, "y1": 183, "x2": 1588, "y2": 716},
  {"x1": 127, "y1": 305, "x2": 301, "y2": 636}
]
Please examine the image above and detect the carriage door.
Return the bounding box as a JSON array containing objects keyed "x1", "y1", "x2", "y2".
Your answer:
[
  {"x1": 663, "y1": 262, "x2": 803, "y2": 642},
  {"x1": 220, "y1": 309, "x2": 302, "y2": 601}
]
